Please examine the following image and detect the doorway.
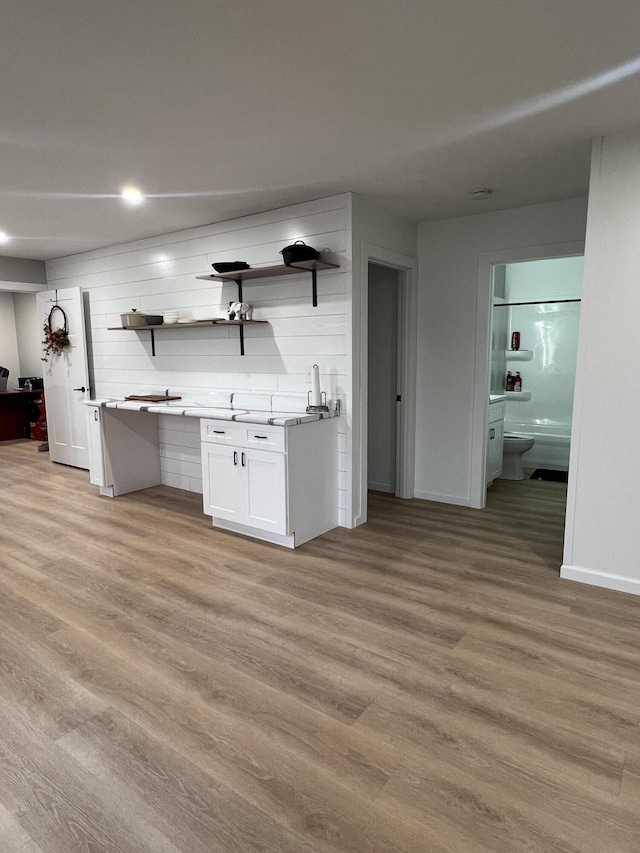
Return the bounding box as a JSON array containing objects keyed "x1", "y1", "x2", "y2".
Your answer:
[
  {"x1": 470, "y1": 240, "x2": 585, "y2": 509},
  {"x1": 367, "y1": 263, "x2": 400, "y2": 494},
  {"x1": 482, "y1": 253, "x2": 584, "y2": 537}
]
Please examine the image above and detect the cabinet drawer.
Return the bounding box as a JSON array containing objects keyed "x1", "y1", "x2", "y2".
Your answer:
[
  {"x1": 243, "y1": 425, "x2": 285, "y2": 452},
  {"x1": 200, "y1": 419, "x2": 286, "y2": 452},
  {"x1": 200, "y1": 419, "x2": 240, "y2": 445},
  {"x1": 488, "y1": 401, "x2": 505, "y2": 423}
]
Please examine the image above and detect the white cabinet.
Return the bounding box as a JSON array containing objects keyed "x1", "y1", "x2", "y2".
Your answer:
[
  {"x1": 201, "y1": 417, "x2": 337, "y2": 547},
  {"x1": 487, "y1": 400, "x2": 505, "y2": 486}
]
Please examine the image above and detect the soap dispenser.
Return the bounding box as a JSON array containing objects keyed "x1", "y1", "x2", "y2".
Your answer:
[{"x1": 513, "y1": 372, "x2": 522, "y2": 392}]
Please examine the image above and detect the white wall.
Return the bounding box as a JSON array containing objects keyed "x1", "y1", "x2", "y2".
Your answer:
[
  {"x1": 416, "y1": 197, "x2": 588, "y2": 505},
  {"x1": 46, "y1": 195, "x2": 352, "y2": 522},
  {"x1": 351, "y1": 195, "x2": 418, "y2": 522},
  {"x1": 0, "y1": 293, "x2": 20, "y2": 385},
  {"x1": 0, "y1": 255, "x2": 46, "y2": 289},
  {"x1": 503, "y1": 257, "x2": 583, "y2": 435},
  {"x1": 505, "y1": 256, "x2": 583, "y2": 302},
  {"x1": 13, "y1": 293, "x2": 43, "y2": 377},
  {"x1": 563, "y1": 131, "x2": 640, "y2": 595}
]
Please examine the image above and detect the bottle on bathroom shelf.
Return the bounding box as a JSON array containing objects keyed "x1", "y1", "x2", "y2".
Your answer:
[
  {"x1": 513, "y1": 372, "x2": 522, "y2": 392},
  {"x1": 511, "y1": 331, "x2": 521, "y2": 351},
  {"x1": 505, "y1": 372, "x2": 514, "y2": 392}
]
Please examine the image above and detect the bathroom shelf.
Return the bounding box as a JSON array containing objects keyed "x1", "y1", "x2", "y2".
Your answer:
[
  {"x1": 196, "y1": 258, "x2": 340, "y2": 307},
  {"x1": 108, "y1": 319, "x2": 268, "y2": 357},
  {"x1": 505, "y1": 349, "x2": 533, "y2": 361},
  {"x1": 504, "y1": 391, "x2": 532, "y2": 401}
]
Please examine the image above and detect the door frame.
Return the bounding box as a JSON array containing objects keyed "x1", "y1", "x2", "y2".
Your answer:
[
  {"x1": 470, "y1": 240, "x2": 585, "y2": 508},
  {"x1": 357, "y1": 242, "x2": 418, "y2": 523}
]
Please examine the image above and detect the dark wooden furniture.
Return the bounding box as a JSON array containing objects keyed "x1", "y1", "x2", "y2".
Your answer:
[{"x1": 0, "y1": 390, "x2": 42, "y2": 441}]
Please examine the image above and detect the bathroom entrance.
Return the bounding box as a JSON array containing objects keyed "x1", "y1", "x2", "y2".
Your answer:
[{"x1": 486, "y1": 254, "x2": 584, "y2": 497}]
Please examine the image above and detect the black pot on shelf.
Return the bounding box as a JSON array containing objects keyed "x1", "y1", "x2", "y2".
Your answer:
[{"x1": 280, "y1": 241, "x2": 319, "y2": 266}]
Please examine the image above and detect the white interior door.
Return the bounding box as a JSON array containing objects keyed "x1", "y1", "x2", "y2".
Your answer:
[{"x1": 37, "y1": 288, "x2": 90, "y2": 469}]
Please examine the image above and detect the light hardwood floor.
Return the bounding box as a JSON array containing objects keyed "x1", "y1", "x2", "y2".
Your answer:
[{"x1": 1, "y1": 439, "x2": 639, "y2": 852}]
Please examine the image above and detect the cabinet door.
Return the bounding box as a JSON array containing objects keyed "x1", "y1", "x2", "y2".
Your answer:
[
  {"x1": 87, "y1": 408, "x2": 107, "y2": 487},
  {"x1": 486, "y1": 418, "x2": 504, "y2": 483},
  {"x1": 243, "y1": 448, "x2": 287, "y2": 534},
  {"x1": 202, "y1": 443, "x2": 245, "y2": 521}
]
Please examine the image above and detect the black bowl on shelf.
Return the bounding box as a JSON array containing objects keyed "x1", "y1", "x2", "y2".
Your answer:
[
  {"x1": 143, "y1": 315, "x2": 164, "y2": 325},
  {"x1": 212, "y1": 261, "x2": 251, "y2": 273}
]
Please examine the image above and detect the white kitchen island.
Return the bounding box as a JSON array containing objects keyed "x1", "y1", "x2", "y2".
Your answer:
[{"x1": 85, "y1": 395, "x2": 339, "y2": 548}]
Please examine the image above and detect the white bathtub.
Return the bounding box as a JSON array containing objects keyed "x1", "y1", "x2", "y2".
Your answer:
[{"x1": 504, "y1": 422, "x2": 572, "y2": 471}]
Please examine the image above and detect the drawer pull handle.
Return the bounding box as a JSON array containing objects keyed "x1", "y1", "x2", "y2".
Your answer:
[
  {"x1": 254, "y1": 435, "x2": 268, "y2": 439},
  {"x1": 233, "y1": 451, "x2": 238, "y2": 466},
  {"x1": 241, "y1": 452, "x2": 246, "y2": 467},
  {"x1": 213, "y1": 430, "x2": 225, "y2": 434}
]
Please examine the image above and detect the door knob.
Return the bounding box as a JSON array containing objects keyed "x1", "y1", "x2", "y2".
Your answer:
[{"x1": 73, "y1": 386, "x2": 86, "y2": 392}]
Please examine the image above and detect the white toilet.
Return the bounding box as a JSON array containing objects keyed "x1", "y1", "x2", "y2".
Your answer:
[{"x1": 502, "y1": 433, "x2": 535, "y2": 480}]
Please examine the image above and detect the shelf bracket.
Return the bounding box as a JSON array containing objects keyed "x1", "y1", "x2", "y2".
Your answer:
[
  {"x1": 239, "y1": 324, "x2": 245, "y2": 356},
  {"x1": 150, "y1": 329, "x2": 155, "y2": 356},
  {"x1": 288, "y1": 264, "x2": 319, "y2": 306}
]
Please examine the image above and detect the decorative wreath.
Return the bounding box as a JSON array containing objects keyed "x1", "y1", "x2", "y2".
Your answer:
[{"x1": 42, "y1": 305, "x2": 71, "y2": 362}]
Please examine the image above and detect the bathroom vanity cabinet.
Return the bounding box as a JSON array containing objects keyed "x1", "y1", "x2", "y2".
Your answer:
[{"x1": 487, "y1": 398, "x2": 505, "y2": 486}]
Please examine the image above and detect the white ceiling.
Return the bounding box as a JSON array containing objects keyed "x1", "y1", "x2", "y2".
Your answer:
[{"x1": 3, "y1": 0, "x2": 640, "y2": 260}]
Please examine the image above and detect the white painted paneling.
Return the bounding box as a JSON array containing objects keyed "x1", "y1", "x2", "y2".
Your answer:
[
  {"x1": 416, "y1": 197, "x2": 588, "y2": 505},
  {"x1": 47, "y1": 194, "x2": 351, "y2": 516},
  {"x1": 562, "y1": 132, "x2": 640, "y2": 594}
]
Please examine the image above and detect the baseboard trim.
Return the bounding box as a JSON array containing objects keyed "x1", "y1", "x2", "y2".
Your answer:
[
  {"x1": 368, "y1": 481, "x2": 394, "y2": 493},
  {"x1": 413, "y1": 490, "x2": 473, "y2": 508},
  {"x1": 561, "y1": 564, "x2": 640, "y2": 597}
]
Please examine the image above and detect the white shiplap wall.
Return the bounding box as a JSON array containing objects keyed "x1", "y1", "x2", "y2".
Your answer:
[{"x1": 46, "y1": 195, "x2": 351, "y2": 523}]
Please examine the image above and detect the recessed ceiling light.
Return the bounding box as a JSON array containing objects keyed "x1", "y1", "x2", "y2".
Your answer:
[
  {"x1": 471, "y1": 188, "x2": 494, "y2": 199},
  {"x1": 121, "y1": 186, "x2": 145, "y2": 205},
  {"x1": 0, "y1": 231, "x2": 10, "y2": 244}
]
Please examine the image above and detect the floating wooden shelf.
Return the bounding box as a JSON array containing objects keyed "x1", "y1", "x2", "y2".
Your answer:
[
  {"x1": 108, "y1": 320, "x2": 268, "y2": 356},
  {"x1": 196, "y1": 258, "x2": 340, "y2": 307}
]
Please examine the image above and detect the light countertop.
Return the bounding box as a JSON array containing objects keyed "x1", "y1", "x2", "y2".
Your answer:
[{"x1": 85, "y1": 398, "x2": 338, "y2": 427}]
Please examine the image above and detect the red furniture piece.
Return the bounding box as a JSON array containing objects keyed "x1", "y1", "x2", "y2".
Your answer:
[{"x1": 0, "y1": 390, "x2": 43, "y2": 441}]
